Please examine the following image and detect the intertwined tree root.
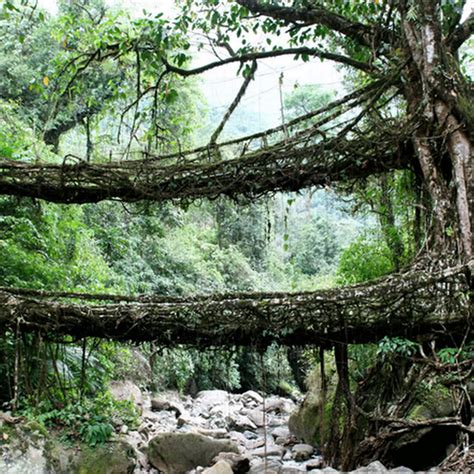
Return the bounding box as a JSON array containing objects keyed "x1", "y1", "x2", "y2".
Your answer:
[{"x1": 0, "y1": 261, "x2": 471, "y2": 346}]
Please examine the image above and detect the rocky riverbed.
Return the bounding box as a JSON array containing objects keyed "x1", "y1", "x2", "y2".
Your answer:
[
  {"x1": 115, "y1": 385, "x2": 429, "y2": 474},
  {"x1": 131, "y1": 388, "x2": 321, "y2": 473},
  {"x1": 0, "y1": 383, "x2": 450, "y2": 473}
]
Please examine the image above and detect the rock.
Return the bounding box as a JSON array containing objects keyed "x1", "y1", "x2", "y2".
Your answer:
[
  {"x1": 227, "y1": 415, "x2": 257, "y2": 432},
  {"x1": 140, "y1": 409, "x2": 177, "y2": 436},
  {"x1": 203, "y1": 460, "x2": 234, "y2": 474},
  {"x1": 212, "y1": 452, "x2": 250, "y2": 474},
  {"x1": 288, "y1": 385, "x2": 323, "y2": 446},
  {"x1": 268, "y1": 415, "x2": 285, "y2": 428},
  {"x1": 150, "y1": 398, "x2": 185, "y2": 417},
  {"x1": 275, "y1": 436, "x2": 290, "y2": 446},
  {"x1": 272, "y1": 427, "x2": 290, "y2": 439},
  {"x1": 246, "y1": 438, "x2": 265, "y2": 450},
  {"x1": 120, "y1": 425, "x2": 129, "y2": 434},
  {"x1": 196, "y1": 427, "x2": 229, "y2": 439},
  {"x1": 241, "y1": 390, "x2": 264, "y2": 405},
  {"x1": 389, "y1": 468, "x2": 414, "y2": 473},
  {"x1": 354, "y1": 461, "x2": 387, "y2": 472},
  {"x1": 242, "y1": 408, "x2": 265, "y2": 427},
  {"x1": 109, "y1": 380, "x2": 143, "y2": 411},
  {"x1": 196, "y1": 390, "x2": 230, "y2": 408},
  {"x1": 292, "y1": 443, "x2": 314, "y2": 461},
  {"x1": 48, "y1": 443, "x2": 80, "y2": 472},
  {"x1": 147, "y1": 432, "x2": 238, "y2": 474},
  {"x1": 283, "y1": 450, "x2": 292, "y2": 461},
  {"x1": 248, "y1": 457, "x2": 281, "y2": 474},
  {"x1": 305, "y1": 458, "x2": 324, "y2": 470},
  {"x1": 209, "y1": 415, "x2": 228, "y2": 429},
  {"x1": 177, "y1": 413, "x2": 193, "y2": 427},
  {"x1": 0, "y1": 444, "x2": 47, "y2": 473},
  {"x1": 229, "y1": 431, "x2": 248, "y2": 446},
  {"x1": 272, "y1": 427, "x2": 292, "y2": 446},
  {"x1": 242, "y1": 430, "x2": 258, "y2": 439},
  {"x1": 265, "y1": 398, "x2": 291, "y2": 414},
  {"x1": 250, "y1": 445, "x2": 284, "y2": 457},
  {"x1": 210, "y1": 405, "x2": 228, "y2": 416},
  {"x1": 121, "y1": 430, "x2": 143, "y2": 449},
  {"x1": 74, "y1": 441, "x2": 136, "y2": 474}
]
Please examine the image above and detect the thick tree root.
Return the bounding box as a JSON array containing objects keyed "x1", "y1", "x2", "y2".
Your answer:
[{"x1": 0, "y1": 261, "x2": 471, "y2": 346}]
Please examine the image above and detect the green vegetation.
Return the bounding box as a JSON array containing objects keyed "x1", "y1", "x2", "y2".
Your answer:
[
  {"x1": 24, "y1": 393, "x2": 138, "y2": 446},
  {"x1": 0, "y1": 1, "x2": 471, "y2": 468}
]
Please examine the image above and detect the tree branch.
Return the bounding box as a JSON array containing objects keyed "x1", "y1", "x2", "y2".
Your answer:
[
  {"x1": 165, "y1": 46, "x2": 377, "y2": 76},
  {"x1": 209, "y1": 60, "x2": 257, "y2": 146},
  {"x1": 235, "y1": 0, "x2": 391, "y2": 48},
  {"x1": 448, "y1": 10, "x2": 474, "y2": 51}
]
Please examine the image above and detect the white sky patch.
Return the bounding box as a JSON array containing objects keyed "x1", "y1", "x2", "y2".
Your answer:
[
  {"x1": 461, "y1": 0, "x2": 474, "y2": 22},
  {"x1": 37, "y1": 0, "x2": 174, "y2": 16}
]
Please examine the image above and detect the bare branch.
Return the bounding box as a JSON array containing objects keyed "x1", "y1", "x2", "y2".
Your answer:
[
  {"x1": 165, "y1": 46, "x2": 377, "y2": 76},
  {"x1": 209, "y1": 60, "x2": 257, "y2": 146}
]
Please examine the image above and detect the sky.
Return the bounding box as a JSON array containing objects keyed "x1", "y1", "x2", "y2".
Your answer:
[{"x1": 36, "y1": 0, "x2": 473, "y2": 130}]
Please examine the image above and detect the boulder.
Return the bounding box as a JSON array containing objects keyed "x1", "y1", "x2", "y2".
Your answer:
[
  {"x1": 150, "y1": 398, "x2": 185, "y2": 417},
  {"x1": 227, "y1": 414, "x2": 257, "y2": 432},
  {"x1": 353, "y1": 461, "x2": 387, "y2": 472},
  {"x1": 242, "y1": 430, "x2": 258, "y2": 439},
  {"x1": 177, "y1": 413, "x2": 199, "y2": 428},
  {"x1": 0, "y1": 444, "x2": 47, "y2": 474},
  {"x1": 249, "y1": 445, "x2": 284, "y2": 457},
  {"x1": 306, "y1": 458, "x2": 324, "y2": 470},
  {"x1": 147, "y1": 432, "x2": 238, "y2": 474},
  {"x1": 229, "y1": 431, "x2": 248, "y2": 446},
  {"x1": 246, "y1": 438, "x2": 265, "y2": 450},
  {"x1": 109, "y1": 381, "x2": 142, "y2": 411},
  {"x1": 271, "y1": 427, "x2": 290, "y2": 440},
  {"x1": 241, "y1": 391, "x2": 264, "y2": 405},
  {"x1": 74, "y1": 441, "x2": 136, "y2": 474},
  {"x1": 212, "y1": 452, "x2": 250, "y2": 474},
  {"x1": 203, "y1": 460, "x2": 234, "y2": 474},
  {"x1": 248, "y1": 457, "x2": 281, "y2": 474},
  {"x1": 196, "y1": 390, "x2": 230, "y2": 409},
  {"x1": 264, "y1": 397, "x2": 292, "y2": 414},
  {"x1": 390, "y1": 383, "x2": 458, "y2": 455},
  {"x1": 241, "y1": 408, "x2": 265, "y2": 428},
  {"x1": 288, "y1": 379, "x2": 324, "y2": 445},
  {"x1": 274, "y1": 435, "x2": 289, "y2": 446},
  {"x1": 292, "y1": 443, "x2": 314, "y2": 461}
]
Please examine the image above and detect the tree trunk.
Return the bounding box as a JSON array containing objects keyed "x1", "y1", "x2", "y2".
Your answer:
[{"x1": 402, "y1": 1, "x2": 473, "y2": 262}]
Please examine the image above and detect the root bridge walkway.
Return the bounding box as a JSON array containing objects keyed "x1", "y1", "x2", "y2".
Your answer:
[{"x1": 0, "y1": 262, "x2": 471, "y2": 347}]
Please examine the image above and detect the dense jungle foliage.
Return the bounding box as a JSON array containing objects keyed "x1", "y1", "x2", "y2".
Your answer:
[{"x1": 0, "y1": 0, "x2": 471, "y2": 457}]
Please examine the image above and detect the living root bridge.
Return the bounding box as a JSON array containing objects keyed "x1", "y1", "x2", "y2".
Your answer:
[
  {"x1": 0, "y1": 134, "x2": 409, "y2": 204},
  {"x1": 0, "y1": 263, "x2": 471, "y2": 347}
]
